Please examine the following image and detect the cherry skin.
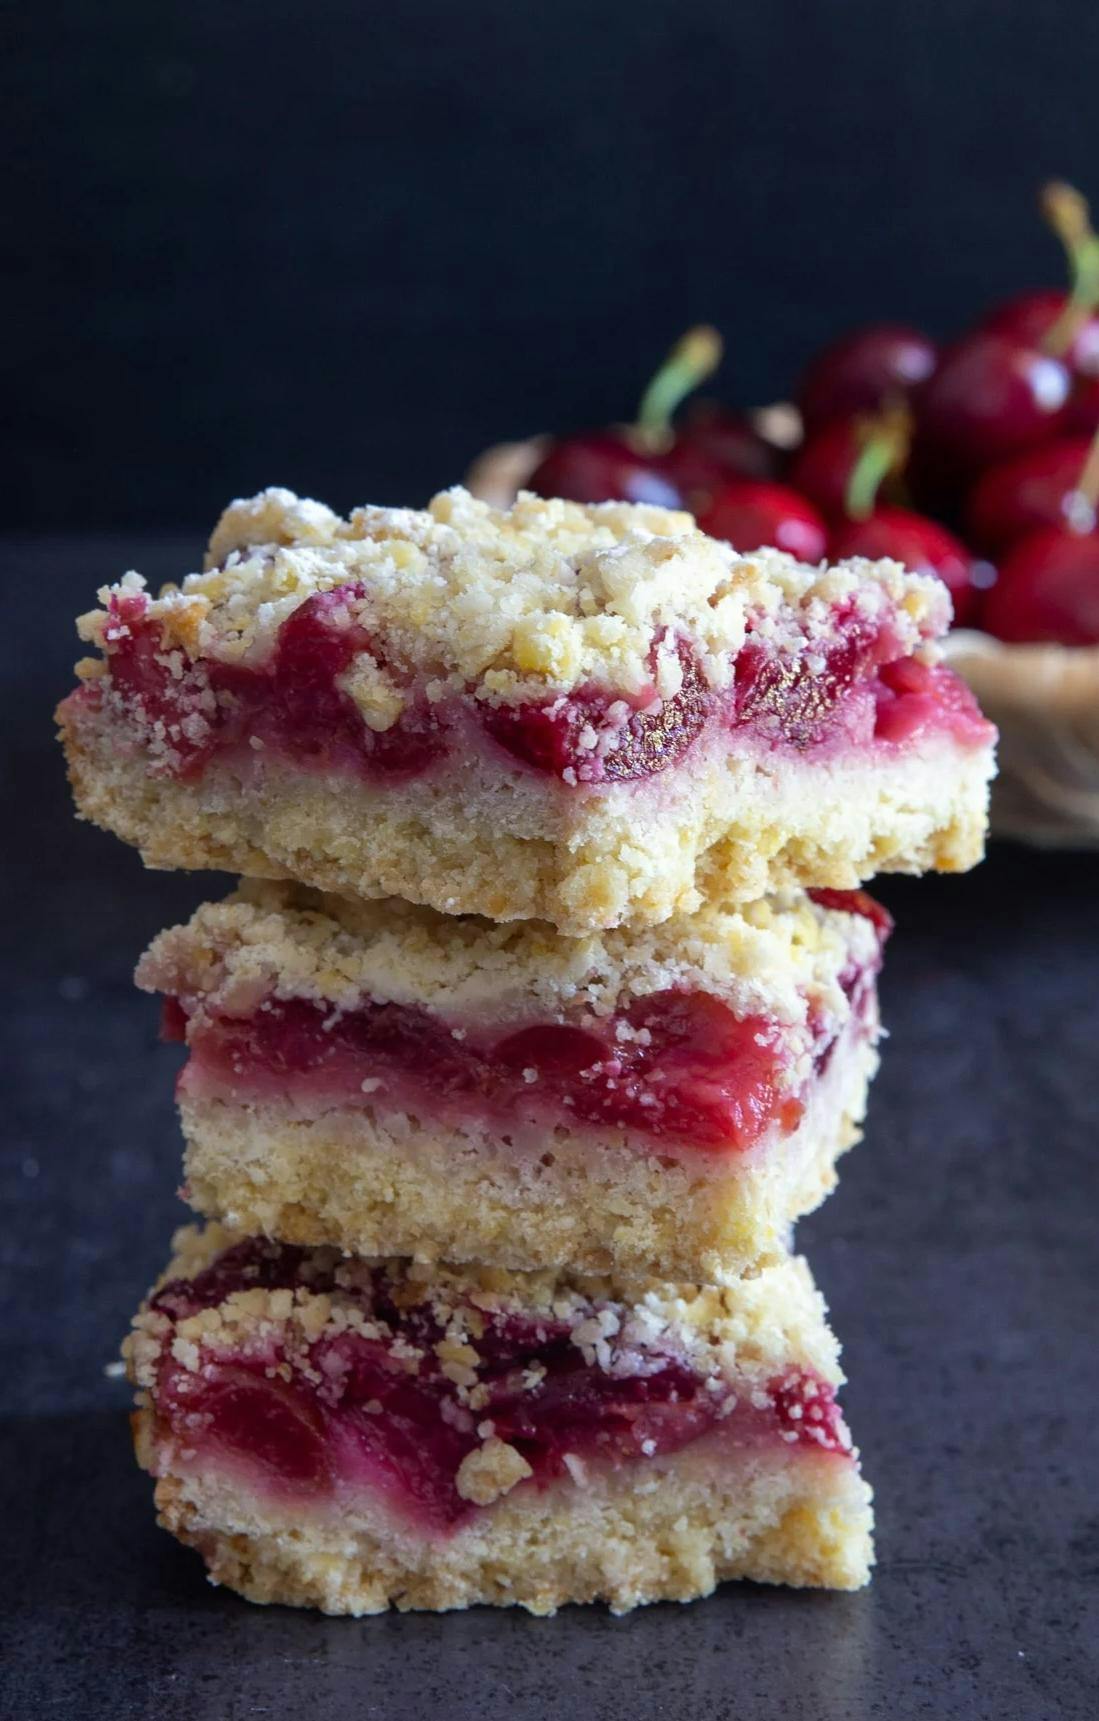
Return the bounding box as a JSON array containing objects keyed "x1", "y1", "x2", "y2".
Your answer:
[
  {"x1": 981, "y1": 290, "x2": 1099, "y2": 381},
  {"x1": 797, "y1": 323, "x2": 938, "y2": 431},
  {"x1": 915, "y1": 332, "x2": 1072, "y2": 469},
  {"x1": 980, "y1": 527, "x2": 1099, "y2": 644},
  {"x1": 965, "y1": 437, "x2": 1094, "y2": 553},
  {"x1": 829, "y1": 505, "x2": 980, "y2": 626},
  {"x1": 526, "y1": 325, "x2": 732, "y2": 513},
  {"x1": 1065, "y1": 374, "x2": 1099, "y2": 435},
  {"x1": 525, "y1": 432, "x2": 686, "y2": 508},
  {"x1": 789, "y1": 419, "x2": 886, "y2": 521},
  {"x1": 699, "y1": 481, "x2": 828, "y2": 561},
  {"x1": 677, "y1": 399, "x2": 782, "y2": 482},
  {"x1": 655, "y1": 436, "x2": 740, "y2": 514}
]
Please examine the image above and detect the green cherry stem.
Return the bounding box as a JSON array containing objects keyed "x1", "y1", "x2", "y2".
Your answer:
[
  {"x1": 635, "y1": 325, "x2": 724, "y2": 446},
  {"x1": 843, "y1": 407, "x2": 912, "y2": 521},
  {"x1": 1039, "y1": 180, "x2": 1099, "y2": 358}
]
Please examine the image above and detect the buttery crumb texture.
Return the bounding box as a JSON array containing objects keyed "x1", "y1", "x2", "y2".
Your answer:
[
  {"x1": 75, "y1": 485, "x2": 950, "y2": 711},
  {"x1": 136, "y1": 877, "x2": 880, "y2": 1033}
]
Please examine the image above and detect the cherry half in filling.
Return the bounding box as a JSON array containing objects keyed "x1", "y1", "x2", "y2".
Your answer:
[
  {"x1": 149, "y1": 1238, "x2": 851, "y2": 1531},
  {"x1": 167, "y1": 987, "x2": 808, "y2": 1155},
  {"x1": 483, "y1": 639, "x2": 712, "y2": 782}
]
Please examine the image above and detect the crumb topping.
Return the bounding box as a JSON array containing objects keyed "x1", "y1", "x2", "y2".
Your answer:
[
  {"x1": 455, "y1": 1439, "x2": 534, "y2": 1504},
  {"x1": 124, "y1": 1223, "x2": 843, "y2": 1399},
  {"x1": 76, "y1": 485, "x2": 951, "y2": 712},
  {"x1": 135, "y1": 878, "x2": 881, "y2": 1034}
]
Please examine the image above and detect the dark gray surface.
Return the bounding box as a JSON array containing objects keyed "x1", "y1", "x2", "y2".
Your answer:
[{"x1": 2, "y1": 536, "x2": 1097, "y2": 1719}]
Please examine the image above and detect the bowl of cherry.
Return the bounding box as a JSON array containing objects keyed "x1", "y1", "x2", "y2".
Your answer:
[{"x1": 466, "y1": 182, "x2": 1099, "y2": 849}]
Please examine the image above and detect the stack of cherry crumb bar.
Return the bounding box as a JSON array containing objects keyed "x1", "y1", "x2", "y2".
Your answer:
[{"x1": 57, "y1": 486, "x2": 995, "y2": 1616}]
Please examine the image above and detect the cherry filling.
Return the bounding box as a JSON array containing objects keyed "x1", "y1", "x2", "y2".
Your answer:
[
  {"x1": 731, "y1": 620, "x2": 884, "y2": 750},
  {"x1": 483, "y1": 641, "x2": 712, "y2": 782},
  {"x1": 80, "y1": 584, "x2": 989, "y2": 790},
  {"x1": 149, "y1": 1237, "x2": 851, "y2": 1531},
  {"x1": 807, "y1": 888, "x2": 895, "y2": 940},
  {"x1": 167, "y1": 987, "x2": 807, "y2": 1155},
  {"x1": 98, "y1": 587, "x2": 444, "y2": 782},
  {"x1": 872, "y1": 655, "x2": 992, "y2": 747}
]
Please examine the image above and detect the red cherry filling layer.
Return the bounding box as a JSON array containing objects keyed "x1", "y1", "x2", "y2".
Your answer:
[
  {"x1": 79, "y1": 583, "x2": 989, "y2": 791},
  {"x1": 99, "y1": 588, "x2": 444, "y2": 782},
  {"x1": 167, "y1": 987, "x2": 807, "y2": 1155},
  {"x1": 871, "y1": 657, "x2": 989, "y2": 746},
  {"x1": 148, "y1": 1237, "x2": 851, "y2": 1532},
  {"x1": 484, "y1": 640, "x2": 711, "y2": 782}
]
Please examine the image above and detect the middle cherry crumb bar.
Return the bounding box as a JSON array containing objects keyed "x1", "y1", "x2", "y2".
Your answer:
[{"x1": 138, "y1": 880, "x2": 889, "y2": 1282}]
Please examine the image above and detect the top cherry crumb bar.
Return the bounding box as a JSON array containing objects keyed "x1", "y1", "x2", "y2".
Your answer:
[{"x1": 57, "y1": 485, "x2": 995, "y2": 933}]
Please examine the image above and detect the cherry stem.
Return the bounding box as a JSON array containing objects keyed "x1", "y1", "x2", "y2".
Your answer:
[
  {"x1": 843, "y1": 407, "x2": 912, "y2": 520},
  {"x1": 1067, "y1": 418, "x2": 1099, "y2": 531},
  {"x1": 635, "y1": 325, "x2": 723, "y2": 443},
  {"x1": 1039, "y1": 181, "x2": 1099, "y2": 357}
]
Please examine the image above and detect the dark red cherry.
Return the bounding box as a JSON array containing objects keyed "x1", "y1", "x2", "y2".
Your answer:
[
  {"x1": 1065, "y1": 373, "x2": 1099, "y2": 435},
  {"x1": 965, "y1": 437, "x2": 1094, "y2": 553},
  {"x1": 915, "y1": 332, "x2": 1071, "y2": 469},
  {"x1": 789, "y1": 420, "x2": 866, "y2": 520},
  {"x1": 980, "y1": 186, "x2": 1099, "y2": 388},
  {"x1": 980, "y1": 526, "x2": 1099, "y2": 644},
  {"x1": 526, "y1": 326, "x2": 727, "y2": 511},
  {"x1": 981, "y1": 289, "x2": 1099, "y2": 379},
  {"x1": 790, "y1": 414, "x2": 911, "y2": 522},
  {"x1": 797, "y1": 323, "x2": 938, "y2": 432},
  {"x1": 829, "y1": 505, "x2": 980, "y2": 627},
  {"x1": 655, "y1": 437, "x2": 737, "y2": 514},
  {"x1": 699, "y1": 481, "x2": 828, "y2": 561},
  {"x1": 525, "y1": 431, "x2": 685, "y2": 508},
  {"x1": 677, "y1": 399, "x2": 782, "y2": 482}
]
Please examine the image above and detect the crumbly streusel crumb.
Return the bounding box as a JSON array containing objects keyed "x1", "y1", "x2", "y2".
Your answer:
[
  {"x1": 76, "y1": 484, "x2": 950, "y2": 708},
  {"x1": 127, "y1": 1223, "x2": 843, "y2": 1389},
  {"x1": 134, "y1": 876, "x2": 880, "y2": 1030}
]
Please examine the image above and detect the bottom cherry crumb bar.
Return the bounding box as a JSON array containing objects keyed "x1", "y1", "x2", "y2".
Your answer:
[{"x1": 124, "y1": 1225, "x2": 874, "y2": 1615}]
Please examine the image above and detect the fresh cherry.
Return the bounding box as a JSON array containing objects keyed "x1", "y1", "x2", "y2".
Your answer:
[
  {"x1": 527, "y1": 326, "x2": 727, "y2": 513},
  {"x1": 914, "y1": 332, "x2": 1071, "y2": 470},
  {"x1": 525, "y1": 432, "x2": 687, "y2": 509},
  {"x1": 830, "y1": 505, "x2": 980, "y2": 626},
  {"x1": 797, "y1": 323, "x2": 938, "y2": 432},
  {"x1": 1065, "y1": 374, "x2": 1099, "y2": 435},
  {"x1": 966, "y1": 437, "x2": 1094, "y2": 553},
  {"x1": 699, "y1": 481, "x2": 827, "y2": 561},
  {"x1": 789, "y1": 419, "x2": 867, "y2": 521},
  {"x1": 980, "y1": 526, "x2": 1099, "y2": 644},
  {"x1": 677, "y1": 399, "x2": 782, "y2": 482},
  {"x1": 981, "y1": 185, "x2": 1099, "y2": 384},
  {"x1": 982, "y1": 289, "x2": 1099, "y2": 379},
  {"x1": 790, "y1": 409, "x2": 910, "y2": 522}
]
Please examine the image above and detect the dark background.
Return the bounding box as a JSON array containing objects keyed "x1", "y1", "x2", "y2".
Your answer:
[{"x1": 9, "y1": 0, "x2": 1099, "y2": 531}]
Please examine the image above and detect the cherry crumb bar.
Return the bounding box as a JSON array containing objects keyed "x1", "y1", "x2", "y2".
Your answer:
[
  {"x1": 136, "y1": 880, "x2": 888, "y2": 1283},
  {"x1": 124, "y1": 1224, "x2": 874, "y2": 1615},
  {"x1": 59, "y1": 486, "x2": 995, "y2": 934}
]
